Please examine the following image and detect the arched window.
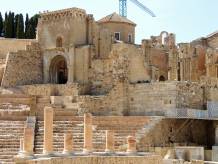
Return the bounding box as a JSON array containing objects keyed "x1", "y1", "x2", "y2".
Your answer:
[{"x1": 56, "y1": 36, "x2": 63, "y2": 47}]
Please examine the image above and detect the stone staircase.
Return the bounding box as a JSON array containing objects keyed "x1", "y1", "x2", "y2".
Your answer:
[
  {"x1": 34, "y1": 116, "x2": 152, "y2": 154},
  {"x1": 135, "y1": 117, "x2": 163, "y2": 143},
  {"x1": 34, "y1": 117, "x2": 84, "y2": 153},
  {"x1": 0, "y1": 120, "x2": 25, "y2": 163}
]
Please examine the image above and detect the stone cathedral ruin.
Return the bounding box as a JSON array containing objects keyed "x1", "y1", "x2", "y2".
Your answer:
[{"x1": 0, "y1": 7, "x2": 218, "y2": 163}]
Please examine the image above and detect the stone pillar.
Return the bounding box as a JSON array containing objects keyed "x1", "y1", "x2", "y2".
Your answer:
[
  {"x1": 83, "y1": 113, "x2": 93, "y2": 154},
  {"x1": 126, "y1": 136, "x2": 137, "y2": 154},
  {"x1": 43, "y1": 107, "x2": 53, "y2": 155},
  {"x1": 68, "y1": 47, "x2": 75, "y2": 83},
  {"x1": 23, "y1": 127, "x2": 34, "y2": 156},
  {"x1": 105, "y1": 130, "x2": 114, "y2": 153},
  {"x1": 19, "y1": 138, "x2": 24, "y2": 154},
  {"x1": 215, "y1": 125, "x2": 218, "y2": 145},
  {"x1": 63, "y1": 133, "x2": 74, "y2": 155},
  {"x1": 213, "y1": 125, "x2": 218, "y2": 161}
]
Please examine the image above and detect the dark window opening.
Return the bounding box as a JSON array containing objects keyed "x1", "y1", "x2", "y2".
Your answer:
[{"x1": 114, "y1": 32, "x2": 120, "y2": 40}]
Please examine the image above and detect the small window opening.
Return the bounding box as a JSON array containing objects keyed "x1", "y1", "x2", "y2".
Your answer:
[
  {"x1": 56, "y1": 36, "x2": 63, "y2": 47},
  {"x1": 114, "y1": 32, "x2": 120, "y2": 41},
  {"x1": 128, "y1": 34, "x2": 132, "y2": 43}
]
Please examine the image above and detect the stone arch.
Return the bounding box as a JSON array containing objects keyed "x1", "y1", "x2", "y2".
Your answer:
[
  {"x1": 49, "y1": 55, "x2": 68, "y2": 84},
  {"x1": 56, "y1": 36, "x2": 63, "y2": 47},
  {"x1": 160, "y1": 31, "x2": 169, "y2": 45},
  {"x1": 159, "y1": 75, "x2": 166, "y2": 81}
]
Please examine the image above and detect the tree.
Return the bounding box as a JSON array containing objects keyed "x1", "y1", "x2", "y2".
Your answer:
[
  {"x1": 0, "y1": 12, "x2": 3, "y2": 37},
  {"x1": 4, "y1": 12, "x2": 9, "y2": 37},
  {"x1": 24, "y1": 13, "x2": 29, "y2": 37},
  {"x1": 27, "y1": 14, "x2": 39, "y2": 39},
  {"x1": 4, "y1": 12, "x2": 14, "y2": 38},
  {"x1": 16, "y1": 14, "x2": 24, "y2": 38},
  {"x1": 14, "y1": 14, "x2": 19, "y2": 38},
  {"x1": 10, "y1": 12, "x2": 15, "y2": 38}
]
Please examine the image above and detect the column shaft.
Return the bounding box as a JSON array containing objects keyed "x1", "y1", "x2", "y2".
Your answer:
[{"x1": 43, "y1": 107, "x2": 54, "y2": 155}]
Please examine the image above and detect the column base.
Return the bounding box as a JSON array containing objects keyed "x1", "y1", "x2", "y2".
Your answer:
[
  {"x1": 14, "y1": 154, "x2": 34, "y2": 164},
  {"x1": 83, "y1": 149, "x2": 93, "y2": 155},
  {"x1": 126, "y1": 150, "x2": 137, "y2": 155},
  {"x1": 105, "y1": 149, "x2": 115, "y2": 155},
  {"x1": 62, "y1": 151, "x2": 74, "y2": 156},
  {"x1": 42, "y1": 151, "x2": 55, "y2": 157}
]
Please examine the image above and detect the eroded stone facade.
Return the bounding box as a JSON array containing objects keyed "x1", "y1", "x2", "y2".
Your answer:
[{"x1": 0, "y1": 7, "x2": 218, "y2": 163}]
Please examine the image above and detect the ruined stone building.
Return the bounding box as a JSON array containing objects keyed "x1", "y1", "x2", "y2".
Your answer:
[{"x1": 0, "y1": 7, "x2": 218, "y2": 163}]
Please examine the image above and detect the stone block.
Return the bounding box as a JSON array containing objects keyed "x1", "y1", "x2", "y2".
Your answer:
[{"x1": 212, "y1": 146, "x2": 218, "y2": 161}]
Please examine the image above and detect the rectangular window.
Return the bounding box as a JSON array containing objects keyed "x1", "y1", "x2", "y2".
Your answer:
[
  {"x1": 114, "y1": 32, "x2": 120, "y2": 41},
  {"x1": 128, "y1": 34, "x2": 132, "y2": 43}
]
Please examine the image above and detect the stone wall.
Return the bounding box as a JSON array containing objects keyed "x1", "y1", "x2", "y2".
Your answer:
[
  {"x1": 37, "y1": 8, "x2": 88, "y2": 50},
  {"x1": 128, "y1": 82, "x2": 204, "y2": 115},
  {"x1": 128, "y1": 82, "x2": 177, "y2": 115},
  {"x1": 79, "y1": 82, "x2": 205, "y2": 116},
  {"x1": 0, "y1": 38, "x2": 35, "y2": 59},
  {"x1": 79, "y1": 83, "x2": 127, "y2": 116},
  {"x1": 176, "y1": 82, "x2": 204, "y2": 109},
  {"x1": 75, "y1": 46, "x2": 91, "y2": 84},
  {"x1": 138, "y1": 119, "x2": 212, "y2": 152},
  {"x1": 207, "y1": 33, "x2": 218, "y2": 49},
  {"x1": 1, "y1": 43, "x2": 43, "y2": 88},
  {"x1": 178, "y1": 43, "x2": 206, "y2": 82},
  {"x1": 98, "y1": 22, "x2": 135, "y2": 44},
  {"x1": 18, "y1": 84, "x2": 79, "y2": 96},
  {"x1": 89, "y1": 43, "x2": 150, "y2": 95},
  {"x1": 26, "y1": 155, "x2": 163, "y2": 164}
]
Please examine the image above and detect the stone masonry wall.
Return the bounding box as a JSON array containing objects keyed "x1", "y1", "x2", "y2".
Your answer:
[
  {"x1": 27, "y1": 156, "x2": 163, "y2": 164},
  {"x1": 138, "y1": 119, "x2": 211, "y2": 152},
  {"x1": 128, "y1": 82, "x2": 177, "y2": 115},
  {"x1": 78, "y1": 83, "x2": 127, "y2": 116},
  {"x1": 1, "y1": 43, "x2": 43, "y2": 87},
  {"x1": 176, "y1": 82, "x2": 204, "y2": 109},
  {"x1": 0, "y1": 38, "x2": 35, "y2": 59},
  {"x1": 79, "y1": 82, "x2": 204, "y2": 116},
  {"x1": 18, "y1": 84, "x2": 79, "y2": 96}
]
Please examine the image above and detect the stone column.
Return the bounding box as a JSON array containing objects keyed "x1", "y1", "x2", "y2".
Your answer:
[
  {"x1": 213, "y1": 125, "x2": 218, "y2": 161},
  {"x1": 23, "y1": 127, "x2": 34, "y2": 156},
  {"x1": 68, "y1": 47, "x2": 75, "y2": 83},
  {"x1": 215, "y1": 125, "x2": 218, "y2": 145},
  {"x1": 126, "y1": 136, "x2": 137, "y2": 154},
  {"x1": 105, "y1": 130, "x2": 114, "y2": 153},
  {"x1": 19, "y1": 138, "x2": 24, "y2": 154},
  {"x1": 63, "y1": 133, "x2": 74, "y2": 155},
  {"x1": 83, "y1": 113, "x2": 93, "y2": 154},
  {"x1": 43, "y1": 107, "x2": 53, "y2": 155}
]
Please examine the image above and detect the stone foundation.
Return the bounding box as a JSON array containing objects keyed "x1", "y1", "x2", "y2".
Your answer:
[{"x1": 25, "y1": 155, "x2": 162, "y2": 164}]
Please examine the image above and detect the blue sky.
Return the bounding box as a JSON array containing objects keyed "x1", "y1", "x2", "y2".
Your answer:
[{"x1": 1, "y1": 0, "x2": 218, "y2": 43}]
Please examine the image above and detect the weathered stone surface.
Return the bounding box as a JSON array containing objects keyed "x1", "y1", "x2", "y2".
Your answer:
[
  {"x1": 83, "y1": 113, "x2": 93, "y2": 153},
  {"x1": 127, "y1": 136, "x2": 137, "y2": 154},
  {"x1": 105, "y1": 130, "x2": 114, "y2": 153},
  {"x1": 27, "y1": 155, "x2": 163, "y2": 164},
  {"x1": 23, "y1": 127, "x2": 34, "y2": 155},
  {"x1": 43, "y1": 107, "x2": 54, "y2": 155},
  {"x1": 63, "y1": 133, "x2": 74, "y2": 154}
]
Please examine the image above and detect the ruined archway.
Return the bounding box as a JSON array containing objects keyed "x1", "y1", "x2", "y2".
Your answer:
[
  {"x1": 160, "y1": 31, "x2": 169, "y2": 45},
  {"x1": 49, "y1": 55, "x2": 68, "y2": 84}
]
